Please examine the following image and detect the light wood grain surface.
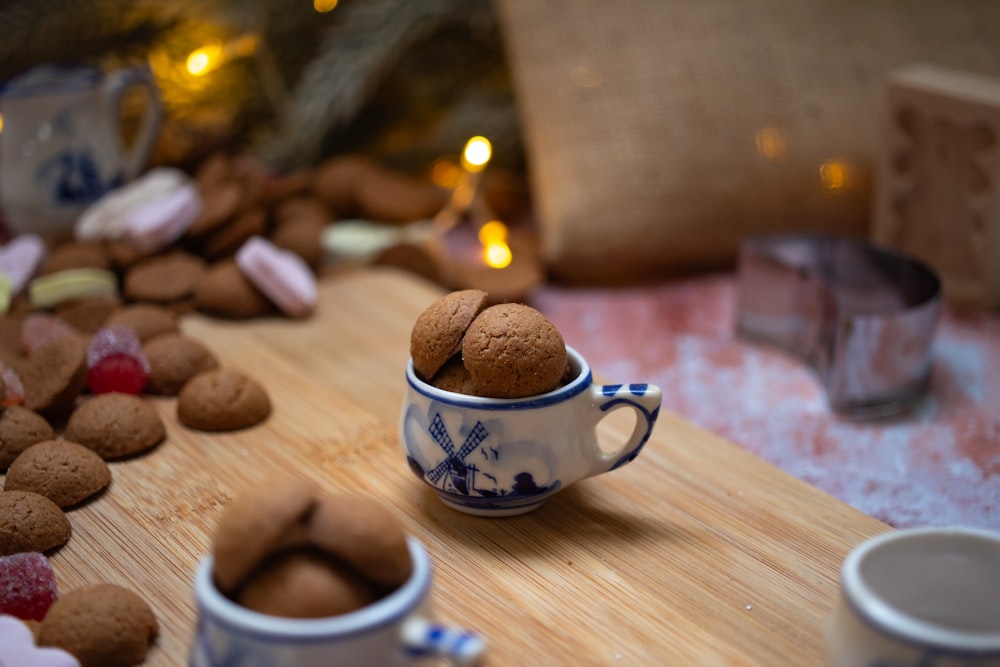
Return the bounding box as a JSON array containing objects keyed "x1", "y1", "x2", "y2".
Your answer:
[{"x1": 39, "y1": 267, "x2": 889, "y2": 666}]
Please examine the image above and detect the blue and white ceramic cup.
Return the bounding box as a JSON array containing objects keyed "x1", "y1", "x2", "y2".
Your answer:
[
  {"x1": 0, "y1": 64, "x2": 163, "y2": 239},
  {"x1": 826, "y1": 527, "x2": 1000, "y2": 667},
  {"x1": 190, "y1": 537, "x2": 484, "y2": 667},
  {"x1": 400, "y1": 345, "x2": 662, "y2": 516}
]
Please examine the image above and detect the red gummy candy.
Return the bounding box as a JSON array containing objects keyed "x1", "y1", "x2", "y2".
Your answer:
[
  {"x1": 86, "y1": 326, "x2": 150, "y2": 395},
  {"x1": 0, "y1": 552, "x2": 58, "y2": 621}
]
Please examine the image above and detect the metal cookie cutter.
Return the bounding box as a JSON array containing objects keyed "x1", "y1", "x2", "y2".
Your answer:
[{"x1": 735, "y1": 234, "x2": 942, "y2": 418}]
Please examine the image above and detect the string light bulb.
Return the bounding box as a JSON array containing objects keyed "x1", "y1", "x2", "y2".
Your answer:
[
  {"x1": 461, "y1": 136, "x2": 492, "y2": 173},
  {"x1": 314, "y1": 0, "x2": 338, "y2": 12}
]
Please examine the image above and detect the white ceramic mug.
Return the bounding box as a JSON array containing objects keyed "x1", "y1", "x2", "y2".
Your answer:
[
  {"x1": 0, "y1": 64, "x2": 163, "y2": 239},
  {"x1": 190, "y1": 537, "x2": 484, "y2": 667},
  {"x1": 400, "y1": 345, "x2": 662, "y2": 516},
  {"x1": 826, "y1": 527, "x2": 1000, "y2": 666}
]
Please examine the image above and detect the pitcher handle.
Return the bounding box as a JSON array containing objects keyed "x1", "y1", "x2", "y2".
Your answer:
[
  {"x1": 589, "y1": 383, "x2": 662, "y2": 474},
  {"x1": 105, "y1": 65, "x2": 163, "y2": 180},
  {"x1": 401, "y1": 617, "x2": 484, "y2": 666}
]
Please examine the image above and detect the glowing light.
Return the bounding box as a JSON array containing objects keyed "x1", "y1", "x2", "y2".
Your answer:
[
  {"x1": 430, "y1": 158, "x2": 462, "y2": 189},
  {"x1": 819, "y1": 160, "x2": 850, "y2": 190},
  {"x1": 186, "y1": 42, "x2": 222, "y2": 76},
  {"x1": 185, "y1": 35, "x2": 259, "y2": 77},
  {"x1": 484, "y1": 241, "x2": 512, "y2": 269},
  {"x1": 462, "y1": 136, "x2": 492, "y2": 173},
  {"x1": 755, "y1": 127, "x2": 786, "y2": 160},
  {"x1": 0, "y1": 113, "x2": 4, "y2": 135},
  {"x1": 480, "y1": 221, "x2": 512, "y2": 269},
  {"x1": 478, "y1": 220, "x2": 508, "y2": 246},
  {"x1": 314, "y1": 0, "x2": 338, "y2": 11}
]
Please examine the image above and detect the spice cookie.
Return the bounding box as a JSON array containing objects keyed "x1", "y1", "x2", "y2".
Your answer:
[
  {"x1": 212, "y1": 476, "x2": 319, "y2": 595},
  {"x1": 0, "y1": 490, "x2": 71, "y2": 555},
  {"x1": 5, "y1": 439, "x2": 111, "y2": 508},
  {"x1": 123, "y1": 251, "x2": 207, "y2": 303},
  {"x1": 0, "y1": 406, "x2": 55, "y2": 470},
  {"x1": 177, "y1": 368, "x2": 271, "y2": 432},
  {"x1": 199, "y1": 206, "x2": 267, "y2": 260},
  {"x1": 410, "y1": 289, "x2": 488, "y2": 381},
  {"x1": 64, "y1": 393, "x2": 166, "y2": 460},
  {"x1": 142, "y1": 334, "x2": 219, "y2": 396},
  {"x1": 15, "y1": 337, "x2": 89, "y2": 418},
  {"x1": 462, "y1": 303, "x2": 567, "y2": 398},
  {"x1": 41, "y1": 242, "x2": 110, "y2": 275},
  {"x1": 37, "y1": 584, "x2": 158, "y2": 667},
  {"x1": 193, "y1": 260, "x2": 273, "y2": 319},
  {"x1": 271, "y1": 212, "x2": 326, "y2": 270},
  {"x1": 54, "y1": 296, "x2": 120, "y2": 335},
  {"x1": 187, "y1": 180, "x2": 243, "y2": 239},
  {"x1": 428, "y1": 354, "x2": 475, "y2": 394},
  {"x1": 105, "y1": 304, "x2": 180, "y2": 343},
  {"x1": 237, "y1": 547, "x2": 379, "y2": 618},
  {"x1": 212, "y1": 479, "x2": 412, "y2": 619}
]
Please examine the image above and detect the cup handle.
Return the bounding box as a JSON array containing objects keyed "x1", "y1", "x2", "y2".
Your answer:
[
  {"x1": 587, "y1": 383, "x2": 662, "y2": 474},
  {"x1": 104, "y1": 65, "x2": 164, "y2": 180},
  {"x1": 401, "y1": 617, "x2": 485, "y2": 666}
]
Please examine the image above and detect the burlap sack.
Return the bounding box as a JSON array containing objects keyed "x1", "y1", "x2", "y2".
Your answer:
[{"x1": 494, "y1": 0, "x2": 1000, "y2": 284}]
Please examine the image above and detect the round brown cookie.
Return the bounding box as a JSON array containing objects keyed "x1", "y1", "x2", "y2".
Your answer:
[
  {"x1": 0, "y1": 489, "x2": 71, "y2": 555},
  {"x1": 142, "y1": 334, "x2": 219, "y2": 396},
  {"x1": 37, "y1": 583, "x2": 158, "y2": 667},
  {"x1": 123, "y1": 251, "x2": 208, "y2": 303},
  {"x1": 429, "y1": 354, "x2": 475, "y2": 394},
  {"x1": 195, "y1": 152, "x2": 234, "y2": 191},
  {"x1": 271, "y1": 215, "x2": 325, "y2": 270},
  {"x1": 410, "y1": 289, "x2": 488, "y2": 381},
  {"x1": 237, "y1": 547, "x2": 379, "y2": 618},
  {"x1": 5, "y1": 439, "x2": 111, "y2": 507},
  {"x1": 462, "y1": 303, "x2": 567, "y2": 398},
  {"x1": 193, "y1": 260, "x2": 274, "y2": 319},
  {"x1": 177, "y1": 368, "x2": 271, "y2": 431},
  {"x1": 212, "y1": 476, "x2": 320, "y2": 595},
  {"x1": 305, "y1": 494, "x2": 412, "y2": 589},
  {"x1": 64, "y1": 393, "x2": 166, "y2": 460},
  {"x1": 41, "y1": 241, "x2": 111, "y2": 274},
  {"x1": 0, "y1": 405, "x2": 55, "y2": 470},
  {"x1": 54, "y1": 295, "x2": 121, "y2": 334},
  {"x1": 15, "y1": 336, "x2": 88, "y2": 418},
  {"x1": 199, "y1": 206, "x2": 267, "y2": 260},
  {"x1": 187, "y1": 180, "x2": 243, "y2": 238},
  {"x1": 353, "y1": 163, "x2": 448, "y2": 223},
  {"x1": 105, "y1": 303, "x2": 180, "y2": 343},
  {"x1": 312, "y1": 155, "x2": 375, "y2": 216}
]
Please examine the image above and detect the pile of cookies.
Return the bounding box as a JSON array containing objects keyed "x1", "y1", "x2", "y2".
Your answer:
[
  {"x1": 211, "y1": 478, "x2": 412, "y2": 619},
  {"x1": 410, "y1": 289, "x2": 571, "y2": 398}
]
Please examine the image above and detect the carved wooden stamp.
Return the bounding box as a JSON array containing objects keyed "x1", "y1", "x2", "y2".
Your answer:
[{"x1": 872, "y1": 64, "x2": 1000, "y2": 310}]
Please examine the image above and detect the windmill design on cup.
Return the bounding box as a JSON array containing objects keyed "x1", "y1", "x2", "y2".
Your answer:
[{"x1": 426, "y1": 413, "x2": 488, "y2": 496}]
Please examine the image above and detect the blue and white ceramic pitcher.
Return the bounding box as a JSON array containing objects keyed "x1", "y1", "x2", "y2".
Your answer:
[{"x1": 0, "y1": 64, "x2": 163, "y2": 239}]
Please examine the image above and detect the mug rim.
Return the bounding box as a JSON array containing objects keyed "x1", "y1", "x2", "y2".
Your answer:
[
  {"x1": 0, "y1": 64, "x2": 103, "y2": 99},
  {"x1": 194, "y1": 536, "x2": 431, "y2": 641},
  {"x1": 406, "y1": 344, "x2": 592, "y2": 409},
  {"x1": 841, "y1": 526, "x2": 1000, "y2": 654}
]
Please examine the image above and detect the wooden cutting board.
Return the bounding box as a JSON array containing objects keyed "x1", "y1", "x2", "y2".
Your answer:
[{"x1": 40, "y1": 267, "x2": 889, "y2": 666}]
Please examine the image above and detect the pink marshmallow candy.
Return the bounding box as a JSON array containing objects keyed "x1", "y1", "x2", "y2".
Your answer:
[
  {"x1": 0, "y1": 615, "x2": 80, "y2": 667},
  {"x1": 123, "y1": 183, "x2": 202, "y2": 254},
  {"x1": 0, "y1": 234, "x2": 47, "y2": 295},
  {"x1": 235, "y1": 236, "x2": 318, "y2": 317}
]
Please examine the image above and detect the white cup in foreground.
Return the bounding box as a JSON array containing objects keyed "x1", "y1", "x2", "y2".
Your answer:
[
  {"x1": 400, "y1": 345, "x2": 662, "y2": 516},
  {"x1": 190, "y1": 537, "x2": 484, "y2": 667},
  {"x1": 827, "y1": 526, "x2": 1000, "y2": 666}
]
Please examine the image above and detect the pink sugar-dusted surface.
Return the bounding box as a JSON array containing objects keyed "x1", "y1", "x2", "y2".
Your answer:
[{"x1": 531, "y1": 272, "x2": 1000, "y2": 530}]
